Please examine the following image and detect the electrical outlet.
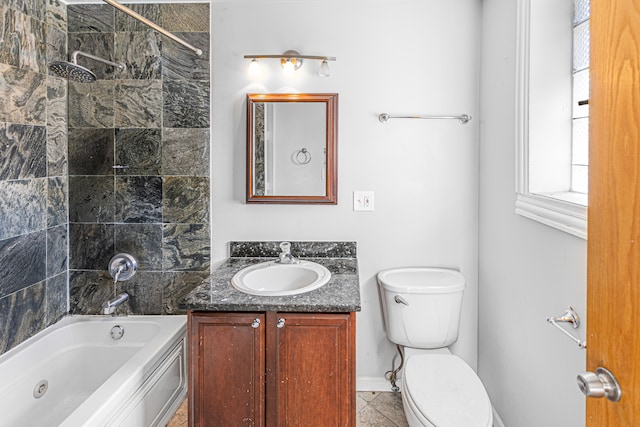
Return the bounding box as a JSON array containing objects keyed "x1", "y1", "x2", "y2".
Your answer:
[{"x1": 353, "y1": 191, "x2": 375, "y2": 211}]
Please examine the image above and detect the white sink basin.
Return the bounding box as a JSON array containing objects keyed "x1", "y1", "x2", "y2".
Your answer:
[{"x1": 231, "y1": 260, "x2": 331, "y2": 296}]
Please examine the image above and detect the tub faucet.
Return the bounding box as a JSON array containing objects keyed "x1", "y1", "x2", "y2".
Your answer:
[
  {"x1": 277, "y1": 241, "x2": 299, "y2": 264},
  {"x1": 103, "y1": 292, "x2": 129, "y2": 315}
]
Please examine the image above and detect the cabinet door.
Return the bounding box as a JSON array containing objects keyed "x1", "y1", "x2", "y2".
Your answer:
[
  {"x1": 190, "y1": 312, "x2": 266, "y2": 427},
  {"x1": 272, "y1": 312, "x2": 355, "y2": 427}
]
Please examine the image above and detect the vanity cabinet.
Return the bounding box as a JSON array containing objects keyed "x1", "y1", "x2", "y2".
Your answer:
[{"x1": 189, "y1": 311, "x2": 356, "y2": 427}]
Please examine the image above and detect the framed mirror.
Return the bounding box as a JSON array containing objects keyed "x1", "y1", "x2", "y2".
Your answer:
[{"x1": 246, "y1": 93, "x2": 338, "y2": 204}]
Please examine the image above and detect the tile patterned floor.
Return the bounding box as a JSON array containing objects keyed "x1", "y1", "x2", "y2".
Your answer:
[{"x1": 167, "y1": 392, "x2": 409, "y2": 426}]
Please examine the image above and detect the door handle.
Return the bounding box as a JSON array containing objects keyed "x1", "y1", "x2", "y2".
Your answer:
[
  {"x1": 251, "y1": 318, "x2": 261, "y2": 328},
  {"x1": 577, "y1": 367, "x2": 622, "y2": 402}
]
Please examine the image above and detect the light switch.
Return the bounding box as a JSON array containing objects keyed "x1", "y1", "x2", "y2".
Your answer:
[{"x1": 353, "y1": 191, "x2": 375, "y2": 211}]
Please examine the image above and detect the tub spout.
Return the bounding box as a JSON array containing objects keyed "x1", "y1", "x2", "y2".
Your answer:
[{"x1": 103, "y1": 292, "x2": 129, "y2": 315}]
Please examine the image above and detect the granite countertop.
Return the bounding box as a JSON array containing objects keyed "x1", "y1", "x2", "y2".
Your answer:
[{"x1": 179, "y1": 241, "x2": 361, "y2": 313}]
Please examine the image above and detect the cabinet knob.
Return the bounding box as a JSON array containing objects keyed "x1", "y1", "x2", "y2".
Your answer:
[
  {"x1": 276, "y1": 318, "x2": 286, "y2": 328},
  {"x1": 251, "y1": 318, "x2": 261, "y2": 328}
]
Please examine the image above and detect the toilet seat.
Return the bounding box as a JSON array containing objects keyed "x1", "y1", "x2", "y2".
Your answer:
[{"x1": 403, "y1": 354, "x2": 492, "y2": 427}]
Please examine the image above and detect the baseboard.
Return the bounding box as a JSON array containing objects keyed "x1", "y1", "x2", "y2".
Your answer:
[
  {"x1": 492, "y1": 406, "x2": 506, "y2": 427},
  {"x1": 356, "y1": 376, "x2": 401, "y2": 392}
]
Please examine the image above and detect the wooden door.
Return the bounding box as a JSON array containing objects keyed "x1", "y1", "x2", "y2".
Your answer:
[
  {"x1": 189, "y1": 312, "x2": 266, "y2": 427},
  {"x1": 587, "y1": 0, "x2": 640, "y2": 424},
  {"x1": 269, "y1": 312, "x2": 356, "y2": 427}
]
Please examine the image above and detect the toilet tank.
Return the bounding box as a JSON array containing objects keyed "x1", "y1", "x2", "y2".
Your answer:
[{"x1": 377, "y1": 267, "x2": 465, "y2": 348}]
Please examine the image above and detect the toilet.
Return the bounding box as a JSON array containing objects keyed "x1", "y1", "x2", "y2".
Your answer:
[{"x1": 377, "y1": 267, "x2": 493, "y2": 427}]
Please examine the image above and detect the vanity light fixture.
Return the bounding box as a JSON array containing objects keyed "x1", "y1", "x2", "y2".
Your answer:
[{"x1": 244, "y1": 50, "x2": 336, "y2": 77}]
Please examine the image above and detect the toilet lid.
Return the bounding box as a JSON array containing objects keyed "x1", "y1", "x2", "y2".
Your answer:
[{"x1": 404, "y1": 354, "x2": 492, "y2": 427}]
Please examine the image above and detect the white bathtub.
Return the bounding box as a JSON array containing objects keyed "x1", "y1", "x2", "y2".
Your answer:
[{"x1": 0, "y1": 315, "x2": 187, "y2": 427}]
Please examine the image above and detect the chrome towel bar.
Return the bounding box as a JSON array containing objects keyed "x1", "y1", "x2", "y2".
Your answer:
[
  {"x1": 546, "y1": 306, "x2": 587, "y2": 349},
  {"x1": 378, "y1": 113, "x2": 472, "y2": 124}
]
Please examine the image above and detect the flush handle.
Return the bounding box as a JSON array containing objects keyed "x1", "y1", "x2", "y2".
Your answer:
[
  {"x1": 577, "y1": 367, "x2": 622, "y2": 402},
  {"x1": 251, "y1": 318, "x2": 261, "y2": 328},
  {"x1": 394, "y1": 295, "x2": 409, "y2": 306}
]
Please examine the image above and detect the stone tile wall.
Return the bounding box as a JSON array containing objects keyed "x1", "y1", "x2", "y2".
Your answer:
[
  {"x1": 66, "y1": 3, "x2": 211, "y2": 316},
  {"x1": 0, "y1": 0, "x2": 69, "y2": 354}
]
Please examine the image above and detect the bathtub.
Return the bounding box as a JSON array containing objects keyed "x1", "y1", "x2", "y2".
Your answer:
[{"x1": 0, "y1": 315, "x2": 187, "y2": 427}]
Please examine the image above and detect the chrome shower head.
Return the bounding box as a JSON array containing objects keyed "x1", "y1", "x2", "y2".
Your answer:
[
  {"x1": 48, "y1": 50, "x2": 125, "y2": 83},
  {"x1": 48, "y1": 61, "x2": 97, "y2": 83}
]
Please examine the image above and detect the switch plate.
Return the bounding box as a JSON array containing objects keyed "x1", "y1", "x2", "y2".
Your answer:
[{"x1": 353, "y1": 191, "x2": 375, "y2": 211}]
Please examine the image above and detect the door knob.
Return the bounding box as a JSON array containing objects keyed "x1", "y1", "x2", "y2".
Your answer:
[
  {"x1": 577, "y1": 367, "x2": 622, "y2": 402},
  {"x1": 251, "y1": 318, "x2": 261, "y2": 328}
]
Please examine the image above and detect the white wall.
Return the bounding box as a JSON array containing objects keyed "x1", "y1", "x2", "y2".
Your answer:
[
  {"x1": 211, "y1": 0, "x2": 481, "y2": 386},
  {"x1": 479, "y1": 0, "x2": 587, "y2": 425}
]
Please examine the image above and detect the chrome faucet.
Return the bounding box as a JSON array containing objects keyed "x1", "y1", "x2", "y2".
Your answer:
[
  {"x1": 103, "y1": 292, "x2": 129, "y2": 315},
  {"x1": 277, "y1": 241, "x2": 299, "y2": 264}
]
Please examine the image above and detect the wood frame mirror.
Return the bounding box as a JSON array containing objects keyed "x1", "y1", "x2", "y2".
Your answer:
[{"x1": 246, "y1": 93, "x2": 338, "y2": 204}]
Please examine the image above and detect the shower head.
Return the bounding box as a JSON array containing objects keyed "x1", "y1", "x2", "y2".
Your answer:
[
  {"x1": 48, "y1": 50, "x2": 125, "y2": 83},
  {"x1": 49, "y1": 61, "x2": 97, "y2": 83}
]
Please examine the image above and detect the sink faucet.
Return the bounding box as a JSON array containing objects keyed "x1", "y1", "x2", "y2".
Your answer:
[
  {"x1": 277, "y1": 241, "x2": 299, "y2": 264},
  {"x1": 103, "y1": 292, "x2": 129, "y2": 315}
]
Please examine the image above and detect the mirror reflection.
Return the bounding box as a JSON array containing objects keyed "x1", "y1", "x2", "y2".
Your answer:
[{"x1": 247, "y1": 93, "x2": 338, "y2": 204}]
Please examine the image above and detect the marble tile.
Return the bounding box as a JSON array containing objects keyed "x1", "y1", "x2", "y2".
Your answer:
[
  {"x1": 46, "y1": 76, "x2": 68, "y2": 176},
  {"x1": 6, "y1": 0, "x2": 45, "y2": 22},
  {"x1": 115, "y1": 128, "x2": 161, "y2": 175},
  {"x1": 115, "y1": 176, "x2": 162, "y2": 223},
  {"x1": 46, "y1": 271, "x2": 67, "y2": 326},
  {"x1": 46, "y1": 26, "x2": 66, "y2": 77},
  {"x1": 116, "y1": 271, "x2": 163, "y2": 315},
  {"x1": 162, "y1": 32, "x2": 209, "y2": 81},
  {"x1": 0, "y1": 7, "x2": 46, "y2": 73},
  {"x1": 46, "y1": 0, "x2": 67, "y2": 33},
  {"x1": 167, "y1": 399, "x2": 188, "y2": 427},
  {"x1": 69, "y1": 223, "x2": 115, "y2": 270},
  {"x1": 369, "y1": 392, "x2": 409, "y2": 427},
  {"x1": 162, "y1": 79, "x2": 210, "y2": 128},
  {"x1": 68, "y1": 80, "x2": 115, "y2": 128},
  {"x1": 161, "y1": 4, "x2": 209, "y2": 32},
  {"x1": 0, "y1": 179, "x2": 46, "y2": 240},
  {"x1": 47, "y1": 176, "x2": 67, "y2": 228},
  {"x1": 163, "y1": 223, "x2": 210, "y2": 272},
  {"x1": 162, "y1": 128, "x2": 209, "y2": 176},
  {"x1": 0, "y1": 64, "x2": 46, "y2": 125},
  {"x1": 68, "y1": 32, "x2": 120, "y2": 80},
  {"x1": 115, "y1": 4, "x2": 161, "y2": 32},
  {"x1": 163, "y1": 176, "x2": 209, "y2": 224},
  {"x1": 0, "y1": 230, "x2": 46, "y2": 297},
  {"x1": 114, "y1": 80, "x2": 162, "y2": 128},
  {"x1": 0, "y1": 123, "x2": 46, "y2": 180},
  {"x1": 68, "y1": 128, "x2": 114, "y2": 176},
  {"x1": 0, "y1": 281, "x2": 46, "y2": 354},
  {"x1": 357, "y1": 392, "x2": 408, "y2": 427},
  {"x1": 115, "y1": 31, "x2": 162, "y2": 80},
  {"x1": 162, "y1": 271, "x2": 209, "y2": 314},
  {"x1": 69, "y1": 269, "x2": 114, "y2": 315},
  {"x1": 67, "y1": 4, "x2": 114, "y2": 33},
  {"x1": 115, "y1": 223, "x2": 163, "y2": 271},
  {"x1": 46, "y1": 224, "x2": 67, "y2": 277},
  {"x1": 69, "y1": 176, "x2": 115, "y2": 223}
]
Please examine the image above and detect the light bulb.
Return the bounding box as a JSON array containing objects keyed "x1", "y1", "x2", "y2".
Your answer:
[
  {"x1": 318, "y1": 59, "x2": 330, "y2": 77},
  {"x1": 248, "y1": 58, "x2": 260, "y2": 76},
  {"x1": 282, "y1": 60, "x2": 295, "y2": 76}
]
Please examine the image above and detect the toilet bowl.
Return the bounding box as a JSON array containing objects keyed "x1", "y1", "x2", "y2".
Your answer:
[{"x1": 377, "y1": 267, "x2": 493, "y2": 427}]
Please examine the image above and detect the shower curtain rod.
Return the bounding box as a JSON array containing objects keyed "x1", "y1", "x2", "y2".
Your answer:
[{"x1": 102, "y1": 0, "x2": 203, "y2": 56}]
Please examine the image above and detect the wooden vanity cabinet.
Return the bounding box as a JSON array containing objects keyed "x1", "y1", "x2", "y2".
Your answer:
[{"x1": 189, "y1": 311, "x2": 356, "y2": 427}]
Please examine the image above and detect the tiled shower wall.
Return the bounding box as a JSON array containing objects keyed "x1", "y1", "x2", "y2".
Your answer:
[
  {"x1": 66, "y1": 3, "x2": 211, "y2": 315},
  {"x1": 0, "y1": 0, "x2": 69, "y2": 354}
]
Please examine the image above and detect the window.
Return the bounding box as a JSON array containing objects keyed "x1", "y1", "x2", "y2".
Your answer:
[{"x1": 515, "y1": 0, "x2": 589, "y2": 239}]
